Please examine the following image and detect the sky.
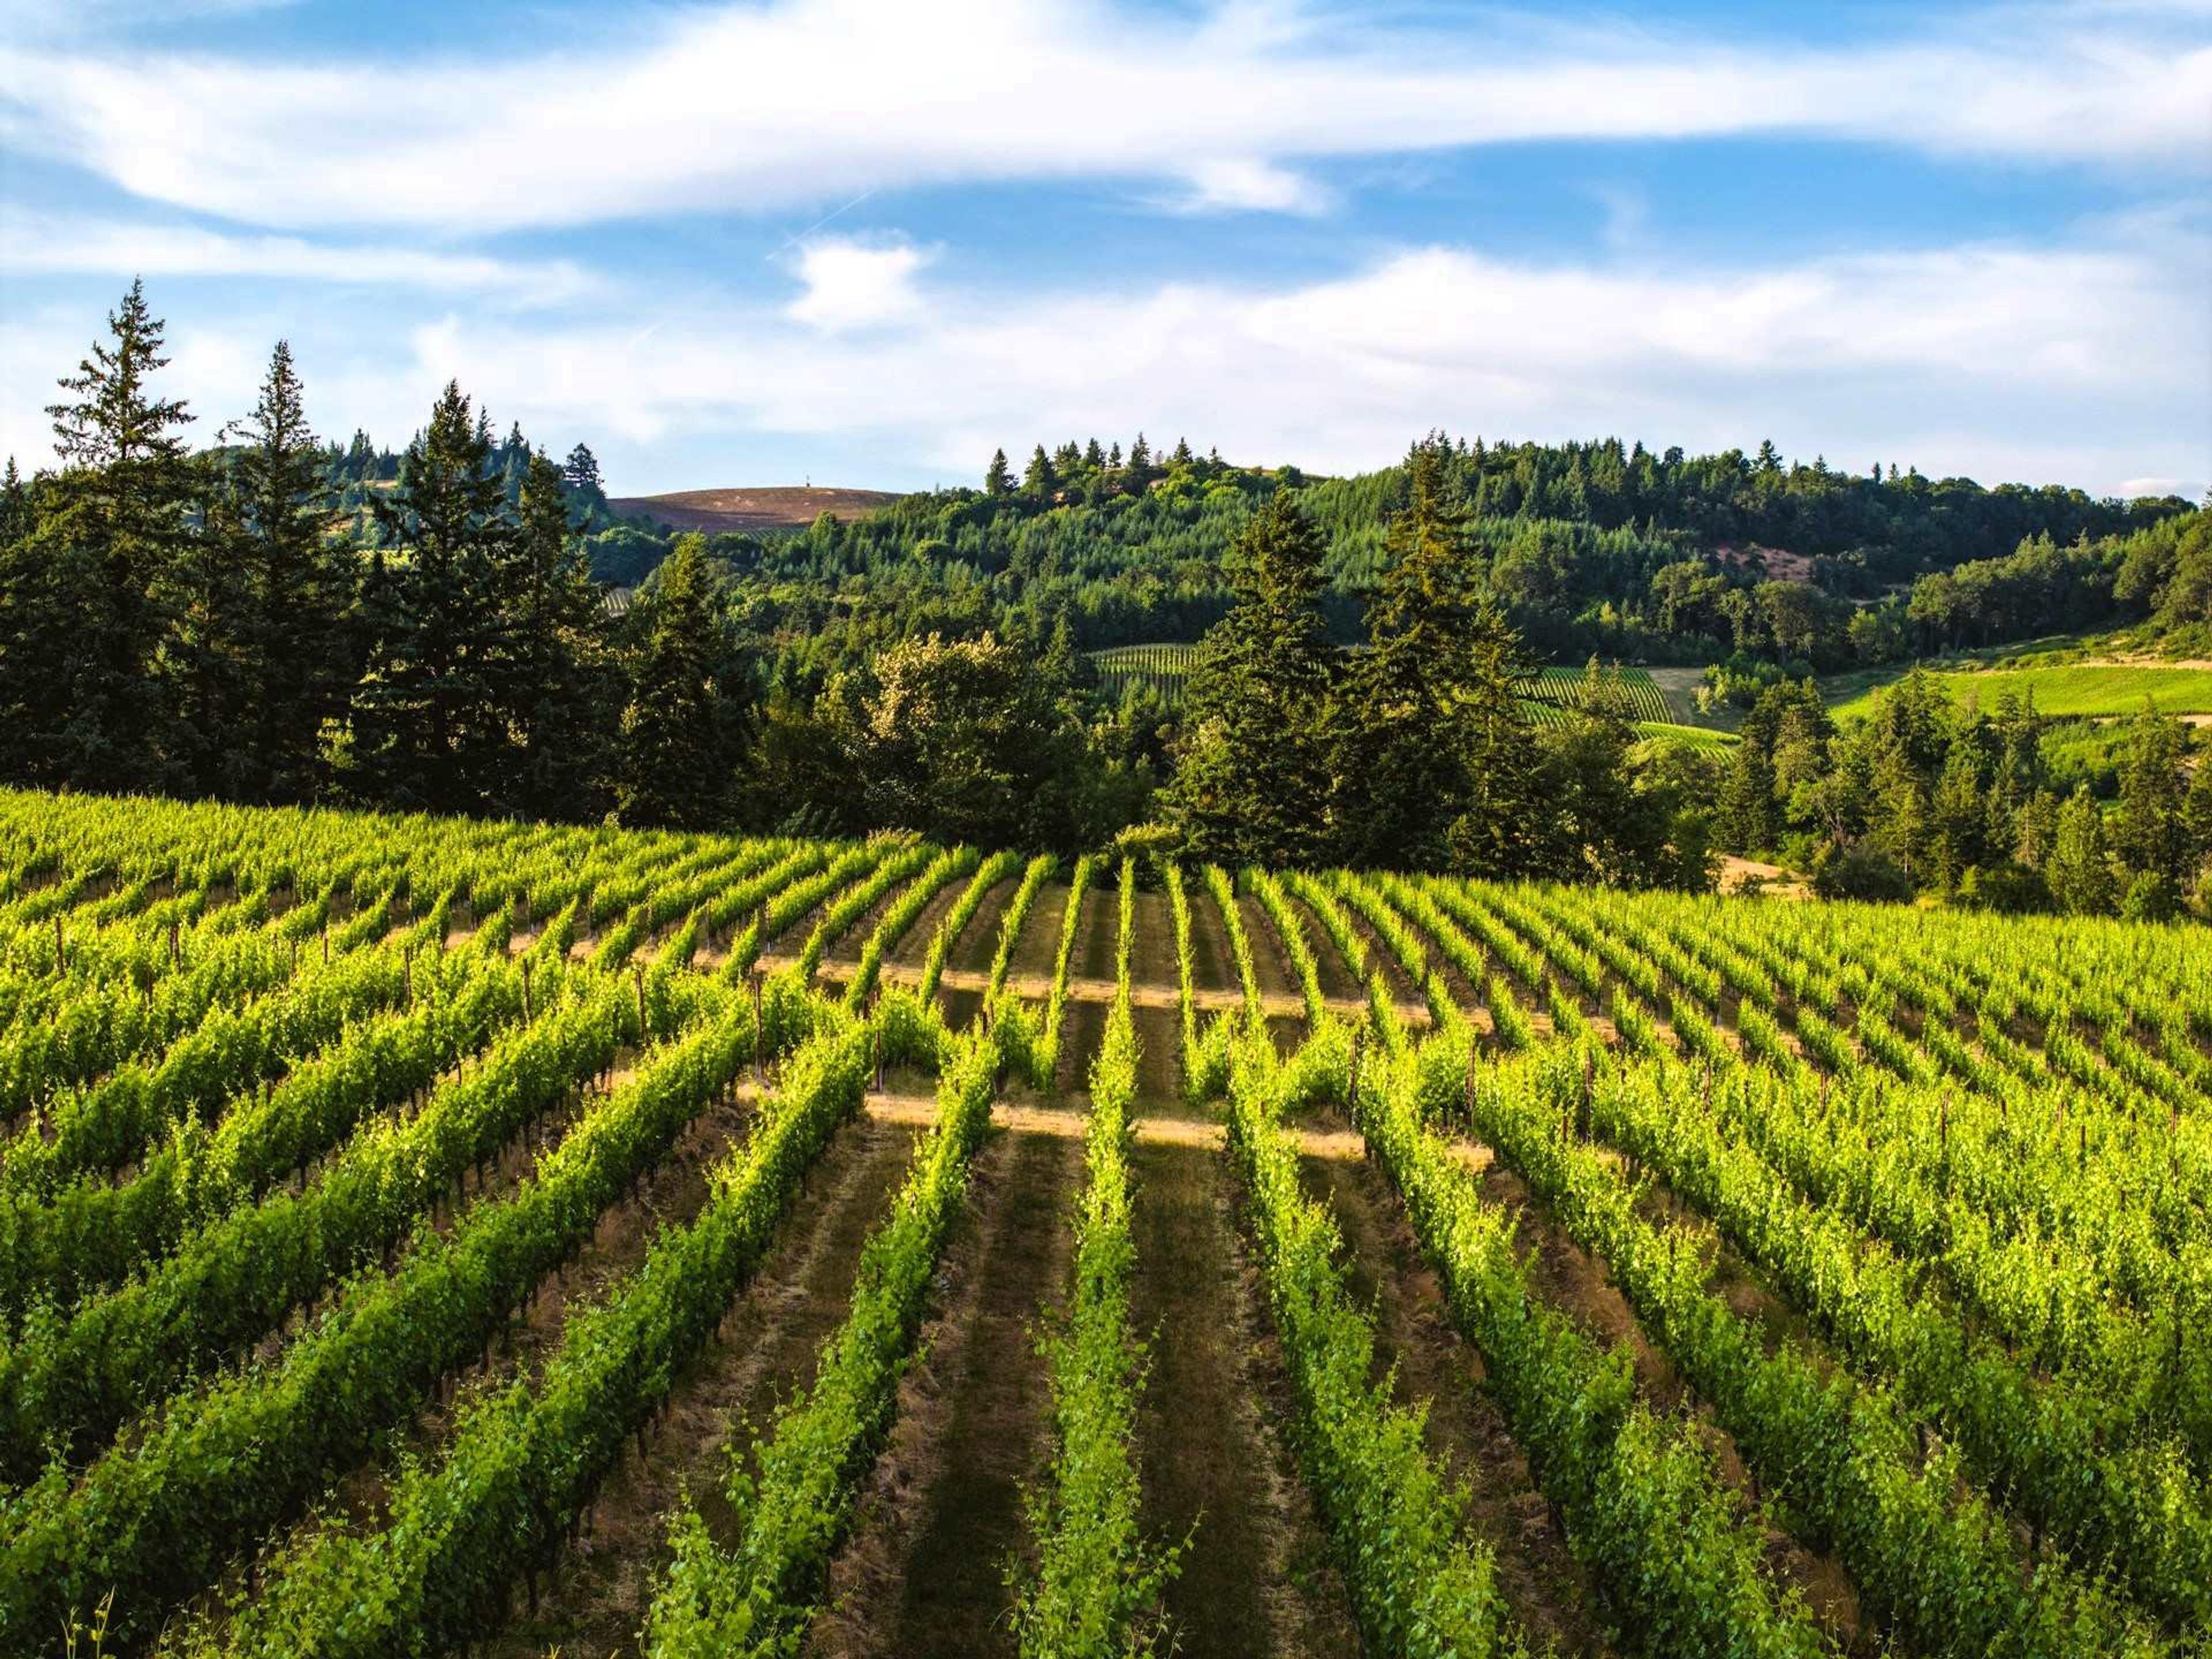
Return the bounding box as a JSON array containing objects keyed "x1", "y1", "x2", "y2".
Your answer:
[{"x1": 1, "y1": 0, "x2": 2208, "y2": 501}]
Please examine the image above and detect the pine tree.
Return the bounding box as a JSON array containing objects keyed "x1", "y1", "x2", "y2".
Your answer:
[
  {"x1": 0, "y1": 459, "x2": 28, "y2": 545},
  {"x1": 561, "y1": 442, "x2": 607, "y2": 516},
  {"x1": 501, "y1": 450, "x2": 614, "y2": 817},
  {"x1": 7, "y1": 279, "x2": 198, "y2": 790},
  {"x1": 223, "y1": 340, "x2": 352, "y2": 801},
  {"x1": 1164, "y1": 492, "x2": 1338, "y2": 865},
  {"x1": 984, "y1": 448, "x2": 1014, "y2": 498},
  {"x1": 1331, "y1": 443, "x2": 1540, "y2": 872},
  {"x1": 2048, "y1": 785, "x2": 2115, "y2": 914},
  {"x1": 1022, "y1": 444, "x2": 1055, "y2": 499},
  {"x1": 1755, "y1": 437, "x2": 1782, "y2": 475},
  {"x1": 352, "y1": 381, "x2": 510, "y2": 812},
  {"x1": 2112, "y1": 706, "x2": 2189, "y2": 883},
  {"x1": 617, "y1": 536, "x2": 745, "y2": 828},
  {"x1": 1171, "y1": 436, "x2": 1194, "y2": 468},
  {"x1": 1126, "y1": 432, "x2": 1152, "y2": 490}
]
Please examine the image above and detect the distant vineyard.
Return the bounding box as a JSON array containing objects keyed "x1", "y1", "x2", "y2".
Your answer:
[
  {"x1": 1, "y1": 786, "x2": 2202, "y2": 1659},
  {"x1": 1517, "y1": 664, "x2": 1675, "y2": 724},
  {"x1": 1088, "y1": 642, "x2": 1199, "y2": 700}
]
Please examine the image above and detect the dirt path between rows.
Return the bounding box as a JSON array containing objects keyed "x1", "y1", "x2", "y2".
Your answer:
[
  {"x1": 1131, "y1": 1135, "x2": 1362, "y2": 1657},
  {"x1": 1298, "y1": 1146, "x2": 1620, "y2": 1658},
  {"x1": 482, "y1": 1108, "x2": 914, "y2": 1657},
  {"x1": 806, "y1": 1122, "x2": 1081, "y2": 1659}
]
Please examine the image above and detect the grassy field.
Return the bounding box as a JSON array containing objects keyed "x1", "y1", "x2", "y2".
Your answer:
[{"x1": 1825, "y1": 660, "x2": 2212, "y2": 722}]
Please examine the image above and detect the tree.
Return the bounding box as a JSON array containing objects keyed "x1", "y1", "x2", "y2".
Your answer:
[
  {"x1": 351, "y1": 380, "x2": 511, "y2": 813},
  {"x1": 224, "y1": 340, "x2": 353, "y2": 802},
  {"x1": 0, "y1": 459, "x2": 28, "y2": 546},
  {"x1": 616, "y1": 536, "x2": 747, "y2": 828},
  {"x1": 562, "y1": 442, "x2": 605, "y2": 501},
  {"x1": 1332, "y1": 443, "x2": 1542, "y2": 873},
  {"x1": 1164, "y1": 492, "x2": 1338, "y2": 866},
  {"x1": 827, "y1": 631, "x2": 1087, "y2": 848},
  {"x1": 502, "y1": 450, "x2": 615, "y2": 818},
  {"x1": 3, "y1": 279, "x2": 196, "y2": 790},
  {"x1": 984, "y1": 448, "x2": 1014, "y2": 498},
  {"x1": 2112, "y1": 706, "x2": 2190, "y2": 885},
  {"x1": 1126, "y1": 432, "x2": 1153, "y2": 491},
  {"x1": 1022, "y1": 444, "x2": 1055, "y2": 499},
  {"x1": 2048, "y1": 785, "x2": 2115, "y2": 914}
]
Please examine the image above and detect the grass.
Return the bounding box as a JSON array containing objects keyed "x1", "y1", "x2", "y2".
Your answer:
[{"x1": 1825, "y1": 661, "x2": 2212, "y2": 722}]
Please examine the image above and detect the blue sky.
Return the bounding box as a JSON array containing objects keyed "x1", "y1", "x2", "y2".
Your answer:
[{"x1": 2, "y1": 0, "x2": 2207, "y2": 501}]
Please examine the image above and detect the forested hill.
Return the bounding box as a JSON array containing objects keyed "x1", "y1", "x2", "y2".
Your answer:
[{"x1": 676, "y1": 433, "x2": 2198, "y2": 687}]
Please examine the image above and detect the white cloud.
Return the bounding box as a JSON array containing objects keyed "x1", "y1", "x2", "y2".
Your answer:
[
  {"x1": 0, "y1": 0, "x2": 2205, "y2": 234},
  {"x1": 785, "y1": 237, "x2": 931, "y2": 332},
  {"x1": 66, "y1": 219, "x2": 2172, "y2": 501},
  {"x1": 0, "y1": 213, "x2": 598, "y2": 306},
  {"x1": 1168, "y1": 158, "x2": 1330, "y2": 216}
]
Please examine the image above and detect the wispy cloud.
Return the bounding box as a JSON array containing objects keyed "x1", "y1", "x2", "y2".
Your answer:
[
  {"x1": 133, "y1": 217, "x2": 2184, "y2": 499},
  {"x1": 1, "y1": 0, "x2": 2204, "y2": 234},
  {"x1": 0, "y1": 213, "x2": 600, "y2": 306}
]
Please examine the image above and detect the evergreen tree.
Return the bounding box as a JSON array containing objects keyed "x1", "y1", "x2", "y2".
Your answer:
[
  {"x1": 226, "y1": 340, "x2": 353, "y2": 801},
  {"x1": 0, "y1": 459, "x2": 28, "y2": 545},
  {"x1": 1022, "y1": 444, "x2": 1055, "y2": 499},
  {"x1": 502, "y1": 450, "x2": 615, "y2": 817},
  {"x1": 2112, "y1": 706, "x2": 2189, "y2": 884},
  {"x1": 2048, "y1": 785, "x2": 2115, "y2": 914},
  {"x1": 1126, "y1": 432, "x2": 1153, "y2": 490},
  {"x1": 6, "y1": 279, "x2": 196, "y2": 790},
  {"x1": 984, "y1": 448, "x2": 1014, "y2": 498},
  {"x1": 351, "y1": 381, "x2": 510, "y2": 813},
  {"x1": 1164, "y1": 492, "x2": 1338, "y2": 866},
  {"x1": 1332, "y1": 444, "x2": 1541, "y2": 872},
  {"x1": 617, "y1": 536, "x2": 747, "y2": 828},
  {"x1": 1171, "y1": 435, "x2": 1194, "y2": 468}
]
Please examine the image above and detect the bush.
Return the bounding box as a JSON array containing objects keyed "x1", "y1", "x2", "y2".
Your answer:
[
  {"x1": 2120, "y1": 869, "x2": 2182, "y2": 922},
  {"x1": 1809, "y1": 842, "x2": 1914, "y2": 903}
]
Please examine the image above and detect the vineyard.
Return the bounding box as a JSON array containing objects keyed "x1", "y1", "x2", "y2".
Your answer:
[{"x1": 1, "y1": 788, "x2": 2209, "y2": 1659}]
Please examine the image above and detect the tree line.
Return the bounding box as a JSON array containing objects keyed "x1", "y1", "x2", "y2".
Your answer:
[
  {"x1": 1719, "y1": 672, "x2": 2212, "y2": 918},
  {"x1": 1160, "y1": 445, "x2": 1717, "y2": 887}
]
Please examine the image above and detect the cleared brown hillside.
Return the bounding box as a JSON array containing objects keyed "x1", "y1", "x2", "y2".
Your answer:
[{"x1": 608, "y1": 485, "x2": 900, "y2": 532}]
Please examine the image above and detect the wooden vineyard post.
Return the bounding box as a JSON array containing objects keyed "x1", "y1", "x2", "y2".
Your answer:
[
  {"x1": 322, "y1": 921, "x2": 329, "y2": 965},
  {"x1": 52, "y1": 915, "x2": 62, "y2": 974},
  {"x1": 1464, "y1": 1040, "x2": 1477, "y2": 1120},
  {"x1": 404, "y1": 945, "x2": 413, "y2": 1009},
  {"x1": 1347, "y1": 1033, "x2": 1362, "y2": 1106},
  {"x1": 169, "y1": 919, "x2": 180, "y2": 969},
  {"x1": 873, "y1": 1023, "x2": 884, "y2": 1095},
  {"x1": 634, "y1": 967, "x2": 647, "y2": 1043},
  {"x1": 521, "y1": 957, "x2": 532, "y2": 1023},
  {"x1": 751, "y1": 973, "x2": 766, "y2": 1084}
]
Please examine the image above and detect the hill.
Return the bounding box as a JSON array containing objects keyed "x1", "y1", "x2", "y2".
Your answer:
[{"x1": 607, "y1": 484, "x2": 900, "y2": 533}]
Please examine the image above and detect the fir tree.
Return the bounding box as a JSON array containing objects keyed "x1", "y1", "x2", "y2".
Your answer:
[
  {"x1": 1165, "y1": 492, "x2": 1338, "y2": 865},
  {"x1": 502, "y1": 450, "x2": 614, "y2": 817},
  {"x1": 984, "y1": 448, "x2": 1014, "y2": 498},
  {"x1": 2048, "y1": 785, "x2": 2115, "y2": 914},
  {"x1": 8, "y1": 279, "x2": 197, "y2": 790},
  {"x1": 353, "y1": 381, "x2": 510, "y2": 812},
  {"x1": 226, "y1": 339, "x2": 352, "y2": 802},
  {"x1": 617, "y1": 536, "x2": 745, "y2": 828},
  {"x1": 1022, "y1": 444, "x2": 1055, "y2": 498}
]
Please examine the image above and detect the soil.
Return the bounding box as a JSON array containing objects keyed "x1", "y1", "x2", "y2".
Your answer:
[
  {"x1": 805, "y1": 1121, "x2": 1081, "y2": 1659},
  {"x1": 1298, "y1": 1147, "x2": 1620, "y2": 1658},
  {"x1": 1131, "y1": 1135, "x2": 1362, "y2": 1657},
  {"x1": 480, "y1": 1109, "x2": 915, "y2": 1658}
]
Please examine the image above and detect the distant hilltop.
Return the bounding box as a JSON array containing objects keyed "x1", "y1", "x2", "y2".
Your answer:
[{"x1": 608, "y1": 485, "x2": 902, "y2": 533}]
